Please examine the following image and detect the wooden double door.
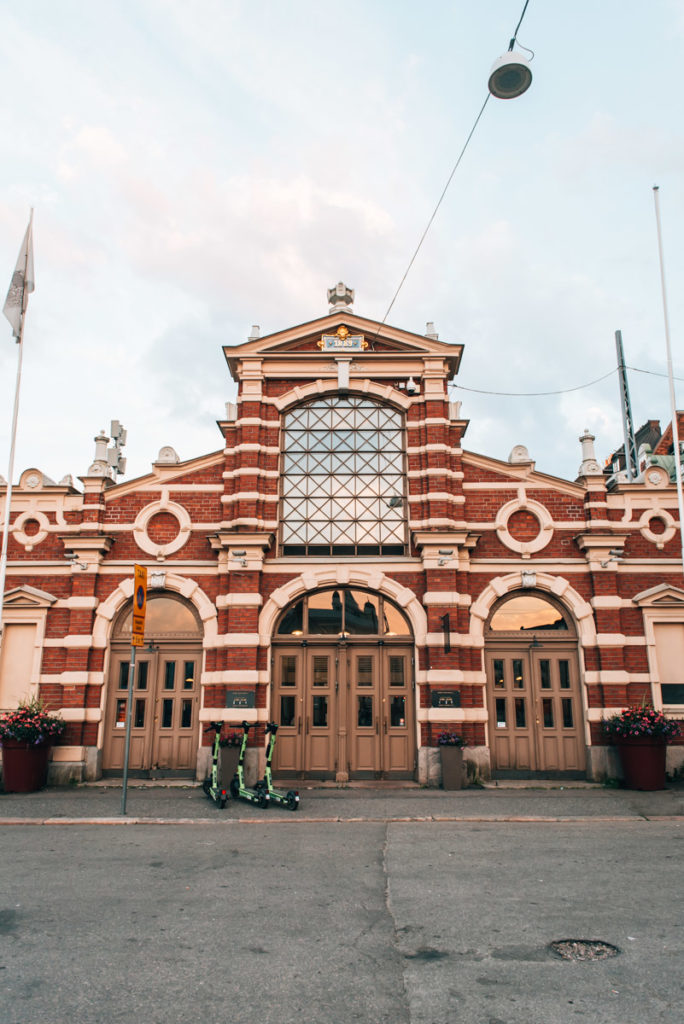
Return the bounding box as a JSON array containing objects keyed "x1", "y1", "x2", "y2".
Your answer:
[
  {"x1": 485, "y1": 646, "x2": 586, "y2": 774},
  {"x1": 272, "y1": 644, "x2": 415, "y2": 779},
  {"x1": 103, "y1": 645, "x2": 202, "y2": 776}
]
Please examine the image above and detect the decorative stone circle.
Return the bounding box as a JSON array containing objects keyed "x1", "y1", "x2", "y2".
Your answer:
[
  {"x1": 12, "y1": 509, "x2": 50, "y2": 551},
  {"x1": 638, "y1": 507, "x2": 676, "y2": 550},
  {"x1": 133, "y1": 498, "x2": 191, "y2": 559},
  {"x1": 550, "y1": 940, "x2": 619, "y2": 962},
  {"x1": 495, "y1": 496, "x2": 554, "y2": 556}
]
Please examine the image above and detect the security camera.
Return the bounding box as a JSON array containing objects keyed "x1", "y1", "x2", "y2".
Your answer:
[{"x1": 406, "y1": 377, "x2": 418, "y2": 395}]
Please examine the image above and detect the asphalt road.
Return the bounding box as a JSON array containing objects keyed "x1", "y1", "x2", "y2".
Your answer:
[{"x1": 1, "y1": 818, "x2": 682, "y2": 1024}]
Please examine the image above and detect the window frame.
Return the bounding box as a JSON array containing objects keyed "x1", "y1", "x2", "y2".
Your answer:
[{"x1": 278, "y1": 394, "x2": 409, "y2": 558}]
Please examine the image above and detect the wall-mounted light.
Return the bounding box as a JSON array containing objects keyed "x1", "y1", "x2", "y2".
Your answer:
[{"x1": 65, "y1": 552, "x2": 88, "y2": 571}]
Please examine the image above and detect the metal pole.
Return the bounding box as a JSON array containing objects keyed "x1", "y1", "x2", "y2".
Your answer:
[
  {"x1": 120, "y1": 644, "x2": 137, "y2": 815},
  {"x1": 615, "y1": 330, "x2": 637, "y2": 480},
  {"x1": 652, "y1": 186, "x2": 684, "y2": 570},
  {"x1": 0, "y1": 336, "x2": 25, "y2": 642},
  {"x1": 0, "y1": 211, "x2": 33, "y2": 650}
]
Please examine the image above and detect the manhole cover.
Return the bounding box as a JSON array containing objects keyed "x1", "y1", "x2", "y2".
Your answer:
[{"x1": 550, "y1": 940, "x2": 620, "y2": 962}]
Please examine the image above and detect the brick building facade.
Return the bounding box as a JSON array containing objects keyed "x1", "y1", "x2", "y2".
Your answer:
[{"x1": 1, "y1": 285, "x2": 683, "y2": 784}]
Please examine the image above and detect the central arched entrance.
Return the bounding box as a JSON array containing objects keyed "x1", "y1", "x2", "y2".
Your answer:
[
  {"x1": 484, "y1": 591, "x2": 586, "y2": 777},
  {"x1": 271, "y1": 588, "x2": 415, "y2": 780},
  {"x1": 102, "y1": 594, "x2": 203, "y2": 777}
]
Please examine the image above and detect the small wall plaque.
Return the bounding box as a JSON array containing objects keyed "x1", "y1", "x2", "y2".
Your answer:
[
  {"x1": 431, "y1": 690, "x2": 461, "y2": 709},
  {"x1": 225, "y1": 690, "x2": 256, "y2": 709}
]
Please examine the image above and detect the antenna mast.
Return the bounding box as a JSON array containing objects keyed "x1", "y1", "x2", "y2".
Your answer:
[{"x1": 615, "y1": 330, "x2": 637, "y2": 480}]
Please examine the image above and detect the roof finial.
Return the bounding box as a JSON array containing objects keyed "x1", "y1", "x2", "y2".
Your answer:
[{"x1": 327, "y1": 282, "x2": 354, "y2": 314}]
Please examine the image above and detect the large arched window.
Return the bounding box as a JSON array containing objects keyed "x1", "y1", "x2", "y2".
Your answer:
[{"x1": 280, "y1": 395, "x2": 407, "y2": 556}]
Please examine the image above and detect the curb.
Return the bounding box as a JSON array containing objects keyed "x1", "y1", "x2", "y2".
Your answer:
[{"x1": 1, "y1": 814, "x2": 682, "y2": 826}]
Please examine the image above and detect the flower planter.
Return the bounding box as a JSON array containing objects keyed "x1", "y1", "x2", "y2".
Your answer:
[
  {"x1": 219, "y1": 746, "x2": 241, "y2": 788},
  {"x1": 440, "y1": 746, "x2": 464, "y2": 790},
  {"x1": 1, "y1": 740, "x2": 51, "y2": 793},
  {"x1": 617, "y1": 737, "x2": 667, "y2": 791}
]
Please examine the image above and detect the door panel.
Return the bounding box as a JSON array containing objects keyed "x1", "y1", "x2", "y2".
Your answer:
[
  {"x1": 272, "y1": 649, "x2": 304, "y2": 773},
  {"x1": 531, "y1": 653, "x2": 585, "y2": 772},
  {"x1": 272, "y1": 643, "x2": 415, "y2": 778},
  {"x1": 348, "y1": 651, "x2": 380, "y2": 774},
  {"x1": 103, "y1": 648, "x2": 200, "y2": 773},
  {"x1": 104, "y1": 656, "x2": 154, "y2": 771},
  {"x1": 486, "y1": 648, "x2": 585, "y2": 773},
  {"x1": 381, "y1": 651, "x2": 414, "y2": 773},
  {"x1": 485, "y1": 652, "x2": 535, "y2": 770},
  {"x1": 305, "y1": 649, "x2": 336, "y2": 772}
]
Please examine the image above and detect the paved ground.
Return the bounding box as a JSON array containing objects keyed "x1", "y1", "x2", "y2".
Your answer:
[
  {"x1": 1, "y1": 784, "x2": 682, "y2": 1023},
  {"x1": 1, "y1": 779, "x2": 683, "y2": 824}
]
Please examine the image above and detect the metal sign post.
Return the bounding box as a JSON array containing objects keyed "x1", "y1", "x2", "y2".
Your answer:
[{"x1": 121, "y1": 565, "x2": 147, "y2": 815}]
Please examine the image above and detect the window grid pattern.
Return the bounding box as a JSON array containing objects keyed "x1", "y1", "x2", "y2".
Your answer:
[{"x1": 280, "y1": 396, "x2": 407, "y2": 556}]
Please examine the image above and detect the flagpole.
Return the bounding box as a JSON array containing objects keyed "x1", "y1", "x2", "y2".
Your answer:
[{"x1": 0, "y1": 210, "x2": 33, "y2": 649}]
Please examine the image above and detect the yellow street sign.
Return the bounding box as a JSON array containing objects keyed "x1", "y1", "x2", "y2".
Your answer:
[{"x1": 131, "y1": 565, "x2": 147, "y2": 647}]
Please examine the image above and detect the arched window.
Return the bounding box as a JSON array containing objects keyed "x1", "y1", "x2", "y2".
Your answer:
[
  {"x1": 114, "y1": 594, "x2": 202, "y2": 640},
  {"x1": 275, "y1": 589, "x2": 412, "y2": 638},
  {"x1": 280, "y1": 395, "x2": 407, "y2": 556},
  {"x1": 487, "y1": 593, "x2": 572, "y2": 633}
]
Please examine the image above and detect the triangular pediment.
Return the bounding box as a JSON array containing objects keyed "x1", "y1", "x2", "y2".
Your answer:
[
  {"x1": 104, "y1": 450, "x2": 224, "y2": 501},
  {"x1": 462, "y1": 451, "x2": 584, "y2": 496},
  {"x1": 224, "y1": 311, "x2": 463, "y2": 378},
  {"x1": 633, "y1": 583, "x2": 684, "y2": 607},
  {"x1": 3, "y1": 585, "x2": 58, "y2": 609}
]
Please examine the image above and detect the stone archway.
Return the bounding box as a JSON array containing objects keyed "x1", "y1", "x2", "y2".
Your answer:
[
  {"x1": 94, "y1": 574, "x2": 217, "y2": 776},
  {"x1": 478, "y1": 583, "x2": 589, "y2": 776},
  {"x1": 262, "y1": 567, "x2": 425, "y2": 781}
]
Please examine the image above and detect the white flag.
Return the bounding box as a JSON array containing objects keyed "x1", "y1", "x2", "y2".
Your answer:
[{"x1": 3, "y1": 212, "x2": 35, "y2": 340}]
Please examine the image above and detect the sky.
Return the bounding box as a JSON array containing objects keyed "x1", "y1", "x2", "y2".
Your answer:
[{"x1": 1, "y1": 0, "x2": 683, "y2": 486}]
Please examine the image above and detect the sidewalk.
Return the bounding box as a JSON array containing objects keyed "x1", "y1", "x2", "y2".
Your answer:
[{"x1": 1, "y1": 778, "x2": 683, "y2": 824}]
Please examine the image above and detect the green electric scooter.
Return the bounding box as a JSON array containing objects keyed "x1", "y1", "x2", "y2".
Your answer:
[
  {"x1": 202, "y1": 722, "x2": 229, "y2": 809},
  {"x1": 229, "y1": 721, "x2": 269, "y2": 808},
  {"x1": 258, "y1": 721, "x2": 299, "y2": 810}
]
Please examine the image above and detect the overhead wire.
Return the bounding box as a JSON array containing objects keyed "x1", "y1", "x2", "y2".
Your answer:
[
  {"x1": 447, "y1": 364, "x2": 684, "y2": 399},
  {"x1": 369, "y1": 0, "x2": 534, "y2": 340},
  {"x1": 448, "y1": 368, "x2": 617, "y2": 398},
  {"x1": 627, "y1": 364, "x2": 684, "y2": 384}
]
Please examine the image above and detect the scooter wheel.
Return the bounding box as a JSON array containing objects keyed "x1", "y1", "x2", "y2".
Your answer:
[
  {"x1": 219, "y1": 796, "x2": 227, "y2": 809},
  {"x1": 287, "y1": 792, "x2": 299, "y2": 811},
  {"x1": 229, "y1": 778, "x2": 239, "y2": 800},
  {"x1": 202, "y1": 779, "x2": 211, "y2": 796},
  {"x1": 258, "y1": 792, "x2": 268, "y2": 809}
]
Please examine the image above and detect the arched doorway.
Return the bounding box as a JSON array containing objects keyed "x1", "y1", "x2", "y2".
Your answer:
[
  {"x1": 271, "y1": 588, "x2": 415, "y2": 780},
  {"x1": 102, "y1": 594, "x2": 203, "y2": 777},
  {"x1": 484, "y1": 592, "x2": 586, "y2": 776}
]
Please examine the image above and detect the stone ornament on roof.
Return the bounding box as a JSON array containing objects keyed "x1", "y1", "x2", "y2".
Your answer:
[{"x1": 327, "y1": 281, "x2": 354, "y2": 313}]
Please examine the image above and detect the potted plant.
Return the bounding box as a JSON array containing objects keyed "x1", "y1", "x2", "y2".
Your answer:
[
  {"x1": 438, "y1": 731, "x2": 465, "y2": 790},
  {"x1": 602, "y1": 705, "x2": 681, "y2": 791},
  {"x1": 0, "y1": 696, "x2": 66, "y2": 793},
  {"x1": 218, "y1": 729, "x2": 242, "y2": 788}
]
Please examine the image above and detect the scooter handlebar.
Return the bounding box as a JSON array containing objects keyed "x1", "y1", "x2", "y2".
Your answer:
[{"x1": 204, "y1": 722, "x2": 224, "y2": 734}]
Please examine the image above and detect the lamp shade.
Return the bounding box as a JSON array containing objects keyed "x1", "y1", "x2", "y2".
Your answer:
[{"x1": 488, "y1": 51, "x2": 532, "y2": 99}]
